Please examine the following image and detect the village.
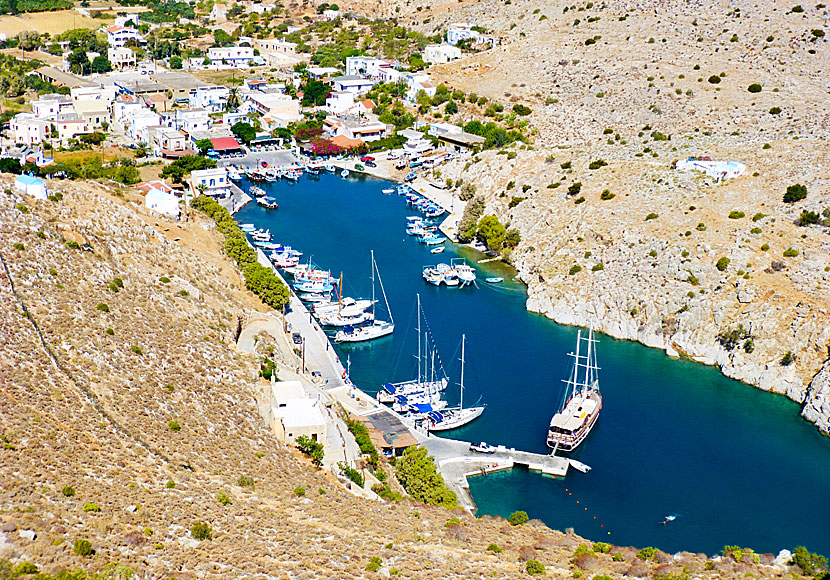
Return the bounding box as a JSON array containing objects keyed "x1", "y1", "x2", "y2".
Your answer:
[{"x1": 0, "y1": 7, "x2": 505, "y2": 213}]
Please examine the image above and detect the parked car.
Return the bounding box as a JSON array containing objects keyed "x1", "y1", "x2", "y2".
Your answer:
[
  {"x1": 365, "y1": 160, "x2": 377, "y2": 168},
  {"x1": 360, "y1": 156, "x2": 375, "y2": 162},
  {"x1": 292, "y1": 332, "x2": 302, "y2": 344},
  {"x1": 469, "y1": 442, "x2": 496, "y2": 454}
]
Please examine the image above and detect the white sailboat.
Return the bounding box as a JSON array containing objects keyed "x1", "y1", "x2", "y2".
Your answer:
[
  {"x1": 377, "y1": 294, "x2": 448, "y2": 404},
  {"x1": 334, "y1": 251, "x2": 394, "y2": 343},
  {"x1": 424, "y1": 334, "x2": 485, "y2": 431},
  {"x1": 546, "y1": 328, "x2": 602, "y2": 452}
]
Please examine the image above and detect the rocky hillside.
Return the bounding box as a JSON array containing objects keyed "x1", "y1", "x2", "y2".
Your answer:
[
  {"x1": 336, "y1": 0, "x2": 830, "y2": 432},
  {"x1": 2, "y1": 177, "x2": 805, "y2": 579}
]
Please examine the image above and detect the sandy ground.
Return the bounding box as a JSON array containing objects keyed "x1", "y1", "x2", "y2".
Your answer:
[{"x1": 0, "y1": 10, "x2": 107, "y2": 36}]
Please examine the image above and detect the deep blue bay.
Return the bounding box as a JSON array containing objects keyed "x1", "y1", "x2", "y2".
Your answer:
[{"x1": 234, "y1": 172, "x2": 830, "y2": 556}]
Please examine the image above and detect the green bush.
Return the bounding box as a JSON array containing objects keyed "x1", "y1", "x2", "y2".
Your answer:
[
  {"x1": 645, "y1": 213, "x2": 659, "y2": 221},
  {"x1": 747, "y1": 83, "x2": 762, "y2": 93},
  {"x1": 96, "y1": 303, "x2": 110, "y2": 313},
  {"x1": 599, "y1": 190, "x2": 615, "y2": 200},
  {"x1": 592, "y1": 542, "x2": 612, "y2": 554},
  {"x1": 569, "y1": 264, "x2": 582, "y2": 275},
  {"x1": 11, "y1": 562, "x2": 39, "y2": 576},
  {"x1": 62, "y1": 485, "x2": 75, "y2": 497},
  {"x1": 12, "y1": 242, "x2": 24, "y2": 250},
  {"x1": 217, "y1": 491, "x2": 232, "y2": 505},
  {"x1": 728, "y1": 210, "x2": 745, "y2": 219},
  {"x1": 783, "y1": 247, "x2": 799, "y2": 257},
  {"x1": 612, "y1": 552, "x2": 624, "y2": 562},
  {"x1": 780, "y1": 351, "x2": 795, "y2": 366},
  {"x1": 191, "y1": 522, "x2": 212, "y2": 540},
  {"x1": 105, "y1": 328, "x2": 115, "y2": 335},
  {"x1": 588, "y1": 159, "x2": 607, "y2": 170},
  {"x1": 167, "y1": 420, "x2": 181, "y2": 432},
  {"x1": 708, "y1": 75, "x2": 721, "y2": 84},
  {"x1": 769, "y1": 106, "x2": 782, "y2": 115},
  {"x1": 395, "y1": 446, "x2": 457, "y2": 508},
  {"x1": 636, "y1": 547, "x2": 656, "y2": 561},
  {"x1": 526, "y1": 559, "x2": 546, "y2": 575},
  {"x1": 339, "y1": 462, "x2": 365, "y2": 488},
  {"x1": 761, "y1": 243, "x2": 770, "y2": 251},
  {"x1": 567, "y1": 182, "x2": 582, "y2": 195},
  {"x1": 15, "y1": 204, "x2": 29, "y2": 213},
  {"x1": 82, "y1": 502, "x2": 100, "y2": 512},
  {"x1": 591, "y1": 263, "x2": 604, "y2": 272},
  {"x1": 295, "y1": 434, "x2": 324, "y2": 466},
  {"x1": 784, "y1": 183, "x2": 807, "y2": 203},
  {"x1": 73, "y1": 539, "x2": 94, "y2": 556},
  {"x1": 798, "y1": 210, "x2": 820, "y2": 226},
  {"x1": 486, "y1": 543, "x2": 503, "y2": 553},
  {"x1": 293, "y1": 486, "x2": 306, "y2": 497},
  {"x1": 789, "y1": 546, "x2": 828, "y2": 576},
  {"x1": 166, "y1": 481, "x2": 176, "y2": 489},
  {"x1": 715, "y1": 257, "x2": 730, "y2": 271},
  {"x1": 366, "y1": 556, "x2": 383, "y2": 572},
  {"x1": 508, "y1": 510, "x2": 529, "y2": 526},
  {"x1": 237, "y1": 476, "x2": 255, "y2": 488},
  {"x1": 65, "y1": 240, "x2": 80, "y2": 250},
  {"x1": 130, "y1": 345, "x2": 143, "y2": 355},
  {"x1": 445, "y1": 517, "x2": 461, "y2": 527},
  {"x1": 159, "y1": 276, "x2": 171, "y2": 283}
]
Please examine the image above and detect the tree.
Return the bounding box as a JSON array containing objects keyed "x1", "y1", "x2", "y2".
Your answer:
[
  {"x1": 195, "y1": 139, "x2": 213, "y2": 155},
  {"x1": 789, "y1": 546, "x2": 828, "y2": 576},
  {"x1": 169, "y1": 55, "x2": 183, "y2": 69},
  {"x1": 509, "y1": 510, "x2": 529, "y2": 525},
  {"x1": 783, "y1": 183, "x2": 807, "y2": 203},
  {"x1": 457, "y1": 196, "x2": 486, "y2": 243},
  {"x1": 225, "y1": 87, "x2": 240, "y2": 112},
  {"x1": 445, "y1": 100, "x2": 458, "y2": 115},
  {"x1": 231, "y1": 121, "x2": 256, "y2": 146},
  {"x1": 67, "y1": 48, "x2": 91, "y2": 75},
  {"x1": 160, "y1": 155, "x2": 217, "y2": 183},
  {"x1": 90, "y1": 55, "x2": 112, "y2": 73},
  {"x1": 295, "y1": 435, "x2": 324, "y2": 466},
  {"x1": 301, "y1": 80, "x2": 330, "y2": 107},
  {"x1": 395, "y1": 446, "x2": 457, "y2": 508},
  {"x1": 0, "y1": 158, "x2": 23, "y2": 174},
  {"x1": 80, "y1": 132, "x2": 105, "y2": 146},
  {"x1": 476, "y1": 215, "x2": 506, "y2": 252}
]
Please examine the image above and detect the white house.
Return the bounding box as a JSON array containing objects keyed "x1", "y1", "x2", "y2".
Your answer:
[
  {"x1": 446, "y1": 23, "x2": 497, "y2": 47},
  {"x1": 71, "y1": 85, "x2": 117, "y2": 104},
  {"x1": 72, "y1": 99, "x2": 110, "y2": 128},
  {"x1": 14, "y1": 174, "x2": 48, "y2": 200},
  {"x1": 269, "y1": 381, "x2": 326, "y2": 445},
  {"x1": 675, "y1": 158, "x2": 746, "y2": 182},
  {"x1": 208, "y1": 46, "x2": 256, "y2": 67},
  {"x1": 305, "y1": 66, "x2": 341, "y2": 79},
  {"x1": 405, "y1": 72, "x2": 437, "y2": 101},
  {"x1": 175, "y1": 108, "x2": 210, "y2": 134},
  {"x1": 428, "y1": 122, "x2": 485, "y2": 151},
  {"x1": 254, "y1": 38, "x2": 297, "y2": 54},
  {"x1": 108, "y1": 46, "x2": 136, "y2": 70},
  {"x1": 125, "y1": 108, "x2": 162, "y2": 141},
  {"x1": 330, "y1": 75, "x2": 377, "y2": 95},
  {"x1": 10, "y1": 113, "x2": 52, "y2": 146},
  {"x1": 210, "y1": 3, "x2": 227, "y2": 20},
  {"x1": 190, "y1": 167, "x2": 230, "y2": 198},
  {"x1": 345, "y1": 56, "x2": 392, "y2": 78},
  {"x1": 326, "y1": 116, "x2": 389, "y2": 142},
  {"x1": 424, "y1": 43, "x2": 462, "y2": 65},
  {"x1": 400, "y1": 128, "x2": 433, "y2": 155},
  {"x1": 325, "y1": 91, "x2": 355, "y2": 115},
  {"x1": 113, "y1": 15, "x2": 139, "y2": 28},
  {"x1": 190, "y1": 85, "x2": 230, "y2": 112},
  {"x1": 106, "y1": 26, "x2": 144, "y2": 48},
  {"x1": 32, "y1": 94, "x2": 73, "y2": 120},
  {"x1": 322, "y1": 8, "x2": 339, "y2": 19},
  {"x1": 56, "y1": 118, "x2": 92, "y2": 143},
  {"x1": 145, "y1": 187, "x2": 180, "y2": 218},
  {"x1": 243, "y1": 93, "x2": 301, "y2": 127}
]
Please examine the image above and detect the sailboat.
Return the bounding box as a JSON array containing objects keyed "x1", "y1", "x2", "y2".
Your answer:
[
  {"x1": 546, "y1": 327, "x2": 602, "y2": 452},
  {"x1": 334, "y1": 251, "x2": 394, "y2": 342},
  {"x1": 423, "y1": 334, "x2": 485, "y2": 431},
  {"x1": 377, "y1": 294, "x2": 448, "y2": 404},
  {"x1": 318, "y1": 274, "x2": 375, "y2": 326}
]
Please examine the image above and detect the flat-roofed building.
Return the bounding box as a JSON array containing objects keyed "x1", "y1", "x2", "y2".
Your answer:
[{"x1": 190, "y1": 167, "x2": 230, "y2": 197}]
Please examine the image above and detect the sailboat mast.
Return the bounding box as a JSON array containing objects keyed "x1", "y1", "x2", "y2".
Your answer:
[
  {"x1": 416, "y1": 294, "x2": 422, "y2": 385},
  {"x1": 572, "y1": 330, "x2": 582, "y2": 396},
  {"x1": 460, "y1": 334, "x2": 465, "y2": 410},
  {"x1": 338, "y1": 272, "x2": 343, "y2": 314},
  {"x1": 373, "y1": 251, "x2": 393, "y2": 324},
  {"x1": 370, "y1": 251, "x2": 376, "y2": 318}
]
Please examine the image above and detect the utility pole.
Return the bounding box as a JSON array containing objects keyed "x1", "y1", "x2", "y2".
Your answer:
[{"x1": 301, "y1": 337, "x2": 306, "y2": 374}]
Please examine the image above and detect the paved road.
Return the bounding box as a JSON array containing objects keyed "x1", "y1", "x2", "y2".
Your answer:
[{"x1": 218, "y1": 150, "x2": 299, "y2": 170}]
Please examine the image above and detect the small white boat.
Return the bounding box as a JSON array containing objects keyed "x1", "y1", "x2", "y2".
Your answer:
[
  {"x1": 340, "y1": 169, "x2": 350, "y2": 178},
  {"x1": 423, "y1": 335, "x2": 485, "y2": 431},
  {"x1": 485, "y1": 277, "x2": 503, "y2": 284},
  {"x1": 318, "y1": 310, "x2": 375, "y2": 327},
  {"x1": 334, "y1": 251, "x2": 394, "y2": 343},
  {"x1": 382, "y1": 188, "x2": 395, "y2": 194},
  {"x1": 430, "y1": 246, "x2": 445, "y2": 254},
  {"x1": 451, "y1": 258, "x2": 477, "y2": 286},
  {"x1": 568, "y1": 459, "x2": 592, "y2": 473},
  {"x1": 238, "y1": 223, "x2": 255, "y2": 231},
  {"x1": 324, "y1": 165, "x2": 336, "y2": 172}
]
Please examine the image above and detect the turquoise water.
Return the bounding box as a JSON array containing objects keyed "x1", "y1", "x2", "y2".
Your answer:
[{"x1": 235, "y1": 172, "x2": 830, "y2": 556}]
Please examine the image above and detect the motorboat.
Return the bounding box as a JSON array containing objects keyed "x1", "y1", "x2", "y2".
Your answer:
[
  {"x1": 318, "y1": 310, "x2": 375, "y2": 327},
  {"x1": 451, "y1": 258, "x2": 477, "y2": 286},
  {"x1": 485, "y1": 277, "x2": 504, "y2": 283},
  {"x1": 324, "y1": 165, "x2": 336, "y2": 172},
  {"x1": 382, "y1": 188, "x2": 395, "y2": 194},
  {"x1": 257, "y1": 197, "x2": 279, "y2": 209},
  {"x1": 250, "y1": 230, "x2": 271, "y2": 242},
  {"x1": 430, "y1": 246, "x2": 445, "y2": 254},
  {"x1": 293, "y1": 279, "x2": 335, "y2": 293},
  {"x1": 250, "y1": 185, "x2": 266, "y2": 197},
  {"x1": 313, "y1": 297, "x2": 375, "y2": 316},
  {"x1": 340, "y1": 169, "x2": 350, "y2": 178},
  {"x1": 227, "y1": 166, "x2": 242, "y2": 180},
  {"x1": 238, "y1": 223, "x2": 256, "y2": 232}
]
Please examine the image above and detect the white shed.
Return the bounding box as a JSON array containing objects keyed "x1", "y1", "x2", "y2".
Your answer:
[
  {"x1": 145, "y1": 187, "x2": 180, "y2": 218},
  {"x1": 14, "y1": 174, "x2": 47, "y2": 200}
]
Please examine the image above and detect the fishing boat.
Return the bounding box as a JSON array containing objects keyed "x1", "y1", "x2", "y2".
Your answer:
[
  {"x1": 306, "y1": 166, "x2": 319, "y2": 175},
  {"x1": 546, "y1": 327, "x2": 602, "y2": 452},
  {"x1": 335, "y1": 251, "x2": 394, "y2": 343},
  {"x1": 227, "y1": 166, "x2": 242, "y2": 180},
  {"x1": 377, "y1": 294, "x2": 448, "y2": 404},
  {"x1": 324, "y1": 164, "x2": 336, "y2": 172},
  {"x1": 250, "y1": 185, "x2": 266, "y2": 197},
  {"x1": 404, "y1": 170, "x2": 417, "y2": 182},
  {"x1": 430, "y1": 246, "x2": 445, "y2": 254},
  {"x1": 423, "y1": 334, "x2": 485, "y2": 431},
  {"x1": 421, "y1": 234, "x2": 444, "y2": 246},
  {"x1": 382, "y1": 187, "x2": 395, "y2": 194},
  {"x1": 485, "y1": 277, "x2": 504, "y2": 283},
  {"x1": 294, "y1": 279, "x2": 335, "y2": 293},
  {"x1": 238, "y1": 223, "x2": 255, "y2": 232},
  {"x1": 451, "y1": 258, "x2": 477, "y2": 286},
  {"x1": 250, "y1": 229, "x2": 271, "y2": 242},
  {"x1": 422, "y1": 265, "x2": 445, "y2": 286},
  {"x1": 257, "y1": 197, "x2": 279, "y2": 209},
  {"x1": 340, "y1": 169, "x2": 350, "y2": 178}
]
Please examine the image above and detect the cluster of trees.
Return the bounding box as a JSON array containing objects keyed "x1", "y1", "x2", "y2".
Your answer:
[
  {"x1": 191, "y1": 195, "x2": 289, "y2": 311},
  {"x1": 458, "y1": 196, "x2": 486, "y2": 243},
  {"x1": 457, "y1": 197, "x2": 520, "y2": 253},
  {"x1": 0, "y1": 0, "x2": 70, "y2": 14},
  {"x1": 160, "y1": 155, "x2": 217, "y2": 184},
  {"x1": 17, "y1": 156, "x2": 140, "y2": 185},
  {"x1": 464, "y1": 120, "x2": 525, "y2": 149},
  {"x1": 394, "y1": 446, "x2": 457, "y2": 508},
  {"x1": 301, "y1": 79, "x2": 331, "y2": 107},
  {"x1": 295, "y1": 435, "x2": 324, "y2": 466},
  {"x1": 114, "y1": 0, "x2": 194, "y2": 23}
]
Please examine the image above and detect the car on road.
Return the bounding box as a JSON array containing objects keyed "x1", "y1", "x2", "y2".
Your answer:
[
  {"x1": 469, "y1": 442, "x2": 496, "y2": 454},
  {"x1": 292, "y1": 332, "x2": 302, "y2": 344},
  {"x1": 360, "y1": 156, "x2": 375, "y2": 162},
  {"x1": 365, "y1": 160, "x2": 377, "y2": 168}
]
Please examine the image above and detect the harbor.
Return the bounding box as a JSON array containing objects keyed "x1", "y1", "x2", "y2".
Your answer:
[{"x1": 231, "y1": 171, "x2": 830, "y2": 555}]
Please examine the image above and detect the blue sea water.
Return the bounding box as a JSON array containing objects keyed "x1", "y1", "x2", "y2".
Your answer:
[{"x1": 235, "y1": 172, "x2": 830, "y2": 556}]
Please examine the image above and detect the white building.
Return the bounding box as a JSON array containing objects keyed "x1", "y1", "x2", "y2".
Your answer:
[
  {"x1": 405, "y1": 72, "x2": 437, "y2": 101},
  {"x1": 106, "y1": 26, "x2": 144, "y2": 48},
  {"x1": 325, "y1": 91, "x2": 355, "y2": 115},
  {"x1": 208, "y1": 46, "x2": 256, "y2": 67},
  {"x1": 269, "y1": 381, "x2": 326, "y2": 445},
  {"x1": 125, "y1": 108, "x2": 162, "y2": 141},
  {"x1": 190, "y1": 85, "x2": 230, "y2": 112},
  {"x1": 210, "y1": 3, "x2": 227, "y2": 20},
  {"x1": 243, "y1": 92, "x2": 301, "y2": 127},
  {"x1": 145, "y1": 187, "x2": 180, "y2": 218},
  {"x1": 345, "y1": 56, "x2": 393, "y2": 78},
  {"x1": 330, "y1": 75, "x2": 377, "y2": 95},
  {"x1": 71, "y1": 85, "x2": 118, "y2": 104},
  {"x1": 56, "y1": 118, "x2": 92, "y2": 143},
  {"x1": 72, "y1": 99, "x2": 110, "y2": 128},
  {"x1": 32, "y1": 94, "x2": 73, "y2": 120},
  {"x1": 424, "y1": 43, "x2": 462, "y2": 65},
  {"x1": 14, "y1": 174, "x2": 48, "y2": 200},
  {"x1": 11, "y1": 114, "x2": 52, "y2": 146},
  {"x1": 175, "y1": 108, "x2": 210, "y2": 134},
  {"x1": 322, "y1": 8, "x2": 339, "y2": 19},
  {"x1": 306, "y1": 66, "x2": 340, "y2": 79},
  {"x1": 428, "y1": 122, "x2": 485, "y2": 151},
  {"x1": 190, "y1": 167, "x2": 230, "y2": 197},
  {"x1": 254, "y1": 38, "x2": 297, "y2": 54},
  {"x1": 400, "y1": 128, "x2": 433, "y2": 155},
  {"x1": 446, "y1": 23, "x2": 496, "y2": 47},
  {"x1": 108, "y1": 46, "x2": 136, "y2": 70}
]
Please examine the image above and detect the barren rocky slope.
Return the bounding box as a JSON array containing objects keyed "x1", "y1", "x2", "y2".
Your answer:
[
  {"x1": 340, "y1": 0, "x2": 830, "y2": 432},
  {"x1": 2, "y1": 178, "x2": 803, "y2": 578}
]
